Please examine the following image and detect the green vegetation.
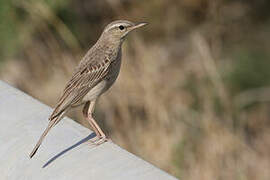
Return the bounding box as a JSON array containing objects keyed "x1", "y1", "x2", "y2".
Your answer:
[{"x1": 229, "y1": 50, "x2": 270, "y2": 93}]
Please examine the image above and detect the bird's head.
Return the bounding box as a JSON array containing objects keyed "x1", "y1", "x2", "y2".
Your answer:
[{"x1": 101, "y1": 20, "x2": 148, "y2": 43}]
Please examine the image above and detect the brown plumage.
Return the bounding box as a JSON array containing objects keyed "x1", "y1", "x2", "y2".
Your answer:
[{"x1": 29, "y1": 20, "x2": 148, "y2": 158}]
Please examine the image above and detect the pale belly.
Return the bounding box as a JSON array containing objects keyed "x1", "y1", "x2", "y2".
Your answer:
[
  {"x1": 82, "y1": 80, "x2": 107, "y2": 102},
  {"x1": 82, "y1": 57, "x2": 122, "y2": 102}
]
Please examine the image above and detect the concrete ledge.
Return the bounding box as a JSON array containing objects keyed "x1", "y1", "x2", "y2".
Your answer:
[{"x1": 0, "y1": 81, "x2": 177, "y2": 180}]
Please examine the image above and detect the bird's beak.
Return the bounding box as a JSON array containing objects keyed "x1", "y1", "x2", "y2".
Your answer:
[
  {"x1": 129, "y1": 22, "x2": 148, "y2": 31},
  {"x1": 121, "y1": 22, "x2": 148, "y2": 39}
]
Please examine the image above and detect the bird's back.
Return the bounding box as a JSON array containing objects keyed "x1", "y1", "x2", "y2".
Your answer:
[{"x1": 50, "y1": 39, "x2": 122, "y2": 119}]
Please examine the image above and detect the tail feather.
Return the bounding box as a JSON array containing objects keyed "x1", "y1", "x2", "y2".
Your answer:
[{"x1": 29, "y1": 113, "x2": 64, "y2": 158}]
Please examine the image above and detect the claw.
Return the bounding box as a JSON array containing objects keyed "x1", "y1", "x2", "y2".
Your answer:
[{"x1": 90, "y1": 136, "x2": 109, "y2": 145}]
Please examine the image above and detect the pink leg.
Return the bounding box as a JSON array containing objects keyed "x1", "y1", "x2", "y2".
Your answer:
[
  {"x1": 83, "y1": 101, "x2": 99, "y2": 136},
  {"x1": 83, "y1": 101, "x2": 108, "y2": 145}
]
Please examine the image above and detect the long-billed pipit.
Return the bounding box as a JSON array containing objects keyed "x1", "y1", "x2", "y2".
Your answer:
[{"x1": 29, "y1": 20, "x2": 147, "y2": 158}]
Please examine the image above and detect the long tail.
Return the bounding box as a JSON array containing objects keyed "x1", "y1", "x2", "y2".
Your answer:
[{"x1": 29, "y1": 113, "x2": 64, "y2": 158}]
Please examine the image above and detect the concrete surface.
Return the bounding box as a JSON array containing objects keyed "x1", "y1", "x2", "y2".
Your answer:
[{"x1": 0, "y1": 81, "x2": 178, "y2": 180}]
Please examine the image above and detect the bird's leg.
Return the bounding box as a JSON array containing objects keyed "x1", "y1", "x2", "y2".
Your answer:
[
  {"x1": 83, "y1": 101, "x2": 100, "y2": 137},
  {"x1": 83, "y1": 100, "x2": 108, "y2": 145}
]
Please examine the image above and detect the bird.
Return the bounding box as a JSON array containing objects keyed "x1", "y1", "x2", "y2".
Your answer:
[{"x1": 29, "y1": 20, "x2": 148, "y2": 158}]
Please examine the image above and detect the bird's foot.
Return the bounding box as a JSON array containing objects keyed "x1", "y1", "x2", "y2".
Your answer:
[{"x1": 90, "y1": 135, "x2": 110, "y2": 145}]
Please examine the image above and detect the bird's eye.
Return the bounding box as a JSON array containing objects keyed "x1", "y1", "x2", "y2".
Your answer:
[{"x1": 119, "y1": 25, "x2": 125, "y2": 30}]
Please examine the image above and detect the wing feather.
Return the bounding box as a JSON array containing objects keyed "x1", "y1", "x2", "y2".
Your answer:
[{"x1": 49, "y1": 58, "x2": 110, "y2": 120}]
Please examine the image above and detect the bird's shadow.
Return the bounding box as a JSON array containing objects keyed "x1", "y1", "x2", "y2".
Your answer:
[{"x1": 42, "y1": 132, "x2": 96, "y2": 168}]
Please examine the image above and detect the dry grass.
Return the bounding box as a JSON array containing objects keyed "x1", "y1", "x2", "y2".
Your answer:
[{"x1": 1, "y1": 0, "x2": 270, "y2": 179}]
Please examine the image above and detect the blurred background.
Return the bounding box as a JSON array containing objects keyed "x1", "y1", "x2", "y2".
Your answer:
[{"x1": 1, "y1": 0, "x2": 270, "y2": 179}]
